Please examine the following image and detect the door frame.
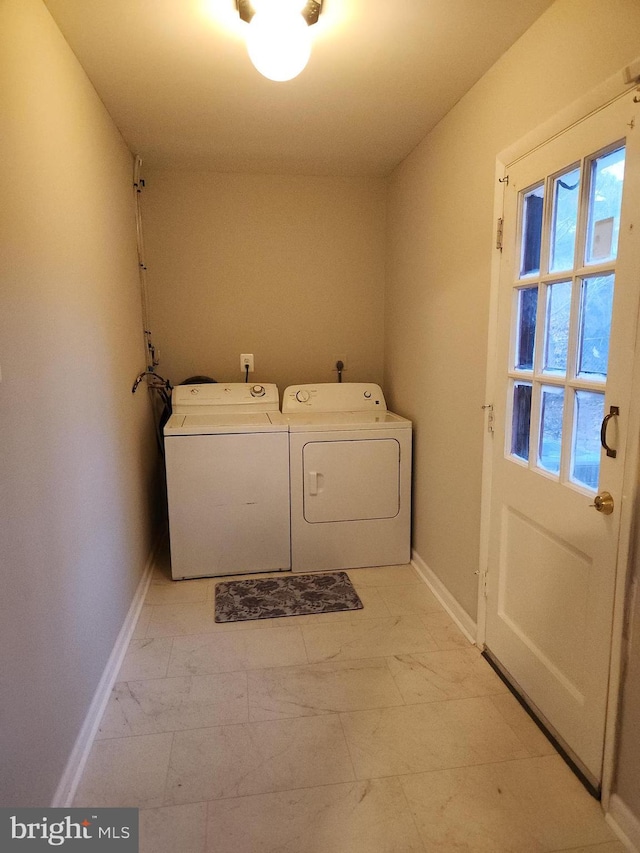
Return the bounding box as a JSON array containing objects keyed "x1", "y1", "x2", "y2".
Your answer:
[{"x1": 477, "y1": 63, "x2": 640, "y2": 807}]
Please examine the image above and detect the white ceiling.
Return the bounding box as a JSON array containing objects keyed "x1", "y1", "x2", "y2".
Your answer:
[{"x1": 44, "y1": 0, "x2": 554, "y2": 176}]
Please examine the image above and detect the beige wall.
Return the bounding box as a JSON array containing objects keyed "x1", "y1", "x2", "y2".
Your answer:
[
  {"x1": 0, "y1": 0, "x2": 158, "y2": 805},
  {"x1": 142, "y1": 171, "x2": 386, "y2": 392}
]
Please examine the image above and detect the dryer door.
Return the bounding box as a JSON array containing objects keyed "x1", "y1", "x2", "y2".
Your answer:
[{"x1": 302, "y1": 438, "x2": 400, "y2": 523}]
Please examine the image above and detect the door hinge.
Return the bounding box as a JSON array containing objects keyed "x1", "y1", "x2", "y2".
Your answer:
[
  {"x1": 496, "y1": 218, "x2": 504, "y2": 251},
  {"x1": 482, "y1": 403, "x2": 494, "y2": 433},
  {"x1": 476, "y1": 569, "x2": 488, "y2": 597}
]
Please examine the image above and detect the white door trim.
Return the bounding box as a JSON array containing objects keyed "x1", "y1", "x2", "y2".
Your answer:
[{"x1": 478, "y1": 61, "x2": 640, "y2": 806}]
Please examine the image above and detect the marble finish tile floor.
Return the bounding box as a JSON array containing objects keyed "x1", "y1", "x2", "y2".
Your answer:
[{"x1": 73, "y1": 554, "x2": 624, "y2": 853}]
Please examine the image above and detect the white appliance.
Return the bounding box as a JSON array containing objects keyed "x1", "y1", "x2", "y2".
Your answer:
[
  {"x1": 163, "y1": 383, "x2": 290, "y2": 579},
  {"x1": 275, "y1": 383, "x2": 412, "y2": 572}
]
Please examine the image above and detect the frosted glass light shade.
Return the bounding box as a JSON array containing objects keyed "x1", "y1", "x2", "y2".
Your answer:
[{"x1": 246, "y1": 4, "x2": 312, "y2": 82}]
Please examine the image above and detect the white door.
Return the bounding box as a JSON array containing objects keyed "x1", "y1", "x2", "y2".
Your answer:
[{"x1": 485, "y1": 93, "x2": 640, "y2": 788}]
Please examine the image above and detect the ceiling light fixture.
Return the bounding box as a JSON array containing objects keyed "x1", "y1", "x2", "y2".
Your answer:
[{"x1": 236, "y1": 0, "x2": 322, "y2": 82}]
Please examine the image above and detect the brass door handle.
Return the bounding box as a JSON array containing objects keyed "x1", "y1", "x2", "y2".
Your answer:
[
  {"x1": 590, "y1": 491, "x2": 614, "y2": 514},
  {"x1": 600, "y1": 406, "x2": 619, "y2": 458}
]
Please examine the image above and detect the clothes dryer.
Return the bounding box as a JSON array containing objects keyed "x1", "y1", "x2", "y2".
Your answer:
[
  {"x1": 275, "y1": 383, "x2": 412, "y2": 572},
  {"x1": 164, "y1": 383, "x2": 290, "y2": 579}
]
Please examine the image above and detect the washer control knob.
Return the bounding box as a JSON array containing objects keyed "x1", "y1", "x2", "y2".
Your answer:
[
  {"x1": 296, "y1": 389, "x2": 311, "y2": 403},
  {"x1": 250, "y1": 384, "x2": 266, "y2": 397},
  {"x1": 364, "y1": 391, "x2": 372, "y2": 399}
]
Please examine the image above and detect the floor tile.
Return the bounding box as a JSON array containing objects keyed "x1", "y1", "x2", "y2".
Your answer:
[
  {"x1": 302, "y1": 615, "x2": 440, "y2": 663},
  {"x1": 165, "y1": 715, "x2": 355, "y2": 803},
  {"x1": 145, "y1": 577, "x2": 213, "y2": 606},
  {"x1": 400, "y1": 755, "x2": 615, "y2": 852},
  {"x1": 347, "y1": 565, "x2": 420, "y2": 586},
  {"x1": 488, "y1": 692, "x2": 558, "y2": 757},
  {"x1": 420, "y1": 610, "x2": 471, "y2": 649},
  {"x1": 145, "y1": 602, "x2": 272, "y2": 637},
  {"x1": 73, "y1": 733, "x2": 173, "y2": 808},
  {"x1": 140, "y1": 803, "x2": 207, "y2": 853},
  {"x1": 387, "y1": 648, "x2": 508, "y2": 703},
  {"x1": 96, "y1": 672, "x2": 248, "y2": 738},
  {"x1": 340, "y1": 697, "x2": 532, "y2": 778},
  {"x1": 118, "y1": 637, "x2": 173, "y2": 680},
  {"x1": 205, "y1": 778, "x2": 425, "y2": 853},
  {"x1": 132, "y1": 605, "x2": 153, "y2": 639},
  {"x1": 247, "y1": 658, "x2": 404, "y2": 721},
  {"x1": 377, "y1": 582, "x2": 443, "y2": 616},
  {"x1": 167, "y1": 627, "x2": 308, "y2": 675}
]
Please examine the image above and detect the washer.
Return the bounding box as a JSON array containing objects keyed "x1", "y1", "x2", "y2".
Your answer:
[
  {"x1": 275, "y1": 383, "x2": 412, "y2": 572},
  {"x1": 164, "y1": 383, "x2": 290, "y2": 579}
]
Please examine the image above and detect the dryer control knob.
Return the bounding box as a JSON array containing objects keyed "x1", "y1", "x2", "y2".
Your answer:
[
  {"x1": 364, "y1": 391, "x2": 372, "y2": 398},
  {"x1": 296, "y1": 390, "x2": 311, "y2": 403},
  {"x1": 250, "y1": 384, "x2": 266, "y2": 397}
]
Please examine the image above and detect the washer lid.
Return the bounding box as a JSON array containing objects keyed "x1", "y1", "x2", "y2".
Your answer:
[{"x1": 164, "y1": 412, "x2": 288, "y2": 436}]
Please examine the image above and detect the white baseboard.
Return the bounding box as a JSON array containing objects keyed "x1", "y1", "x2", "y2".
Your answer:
[
  {"x1": 51, "y1": 536, "x2": 160, "y2": 807},
  {"x1": 411, "y1": 549, "x2": 477, "y2": 644},
  {"x1": 607, "y1": 793, "x2": 640, "y2": 852}
]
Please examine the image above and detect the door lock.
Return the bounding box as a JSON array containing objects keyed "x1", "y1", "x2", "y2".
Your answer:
[{"x1": 590, "y1": 491, "x2": 614, "y2": 515}]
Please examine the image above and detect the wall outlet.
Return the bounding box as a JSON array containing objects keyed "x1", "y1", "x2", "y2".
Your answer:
[{"x1": 241, "y1": 353, "x2": 254, "y2": 373}]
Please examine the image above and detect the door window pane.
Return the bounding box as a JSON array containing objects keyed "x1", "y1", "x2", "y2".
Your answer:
[
  {"x1": 550, "y1": 167, "x2": 580, "y2": 272},
  {"x1": 577, "y1": 275, "x2": 614, "y2": 379},
  {"x1": 543, "y1": 281, "x2": 571, "y2": 374},
  {"x1": 507, "y1": 139, "x2": 622, "y2": 494},
  {"x1": 538, "y1": 386, "x2": 564, "y2": 475},
  {"x1": 511, "y1": 382, "x2": 532, "y2": 462},
  {"x1": 515, "y1": 287, "x2": 538, "y2": 370},
  {"x1": 571, "y1": 390, "x2": 604, "y2": 490},
  {"x1": 520, "y1": 185, "x2": 545, "y2": 276},
  {"x1": 586, "y1": 147, "x2": 625, "y2": 264}
]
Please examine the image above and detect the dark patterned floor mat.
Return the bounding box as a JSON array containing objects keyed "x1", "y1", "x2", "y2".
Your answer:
[{"x1": 214, "y1": 572, "x2": 363, "y2": 623}]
